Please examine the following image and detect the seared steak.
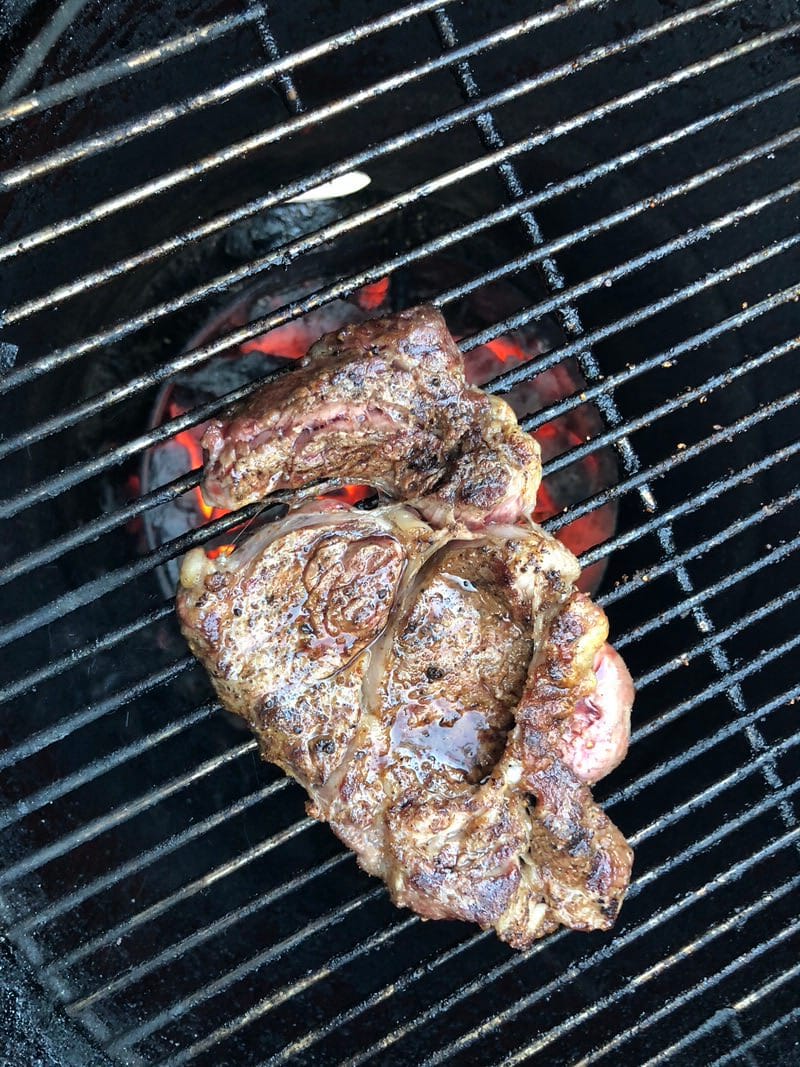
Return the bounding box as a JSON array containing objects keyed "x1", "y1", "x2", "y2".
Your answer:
[
  {"x1": 177, "y1": 506, "x2": 633, "y2": 948},
  {"x1": 179, "y1": 303, "x2": 634, "y2": 948},
  {"x1": 200, "y1": 306, "x2": 540, "y2": 528}
]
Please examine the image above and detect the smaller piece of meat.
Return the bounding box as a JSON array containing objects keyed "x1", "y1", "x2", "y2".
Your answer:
[{"x1": 200, "y1": 306, "x2": 541, "y2": 528}]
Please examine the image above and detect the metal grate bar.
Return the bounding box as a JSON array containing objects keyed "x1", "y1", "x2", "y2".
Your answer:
[
  {"x1": 635, "y1": 581, "x2": 800, "y2": 693},
  {"x1": 65, "y1": 838, "x2": 347, "y2": 1010},
  {"x1": 481, "y1": 233, "x2": 798, "y2": 401},
  {"x1": 6, "y1": 459, "x2": 794, "y2": 823},
  {"x1": 504, "y1": 895, "x2": 800, "y2": 1067},
  {"x1": 642, "y1": 960, "x2": 800, "y2": 1067},
  {"x1": 268, "y1": 931, "x2": 490, "y2": 1066},
  {"x1": 0, "y1": 502, "x2": 264, "y2": 648},
  {"x1": 0, "y1": 0, "x2": 465, "y2": 190},
  {"x1": 584, "y1": 932, "x2": 800, "y2": 1066},
  {"x1": 407, "y1": 828, "x2": 800, "y2": 1067},
  {"x1": 620, "y1": 537, "x2": 800, "y2": 656},
  {"x1": 2, "y1": 3, "x2": 797, "y2": 1060},
  {"x1": 16, "y1": 778, "x2": 287, "y2": 935},
  {"x1": 732, "y1": 963, "x2": 800, "y2": 1024},
  {"x1": 14, "y1": 564, "x2": 790, "y2": 951},
  {"x1": 0, "y1": 729, "x2": 254, "y2": 887},
  {"x1": 642, "y1": 644, "x2": 795, "y2": 788},
  {"x1": 610, "y1": 643, "x2": 800, "y2": 807},
  {"x1": 430, "y1": 4, "x2": 686, "y2": 698},
  {"x1": 0, "y1": 0, "x2": 98, "y2": 105},
  {"x1": 479, "y1": 265, "x2": 789, "y2": 813},
  {"x1": 3, "y1": 368, "x2": 795, "y2": 676},
  {"x1": 47, "y1": 665, "x2": 797, "y2": 1059},
  {"x1": 246, "y1": 3, "x2": 303, "y2": 118},
  {"x1": 7, "y1": 33, "x2": 792, "y2": 409},
  {"x1": 351, "y1": 670, "x2": 792, "y2": 1066},
  {"x1": 111, "y1": 685, "x2": 800, "y2": 1060},
  {"x1": 560, "y1": 337, "x2": 796, "y2": 847},
  {"x1": 581, "y1": 436, "x2": 800, "y2": 570},
  {"x1": 0, "y1": 0, "x2": 623, "y2": 274},
  {"x1": 106, "y1": 890, "x2": 393, "y2": 1057},
  {"x1": 296, "y1": 709, "x2": 800, "y2": 1066},
  {"x1": 460, "y1": 170, "x2": 799, "y2": 367},
  {"x1": 54, "y1": 808, "x2": 310, "y2": 975},
  {"x1": 19, "y1": 14, "x2": 785, "y2": 335},
  {"x1": 517, "y1": 275, "x2": 799, "y2": 437},
  {"x1": 8, "y1": 420, "x2": 795, "y2": 706},
  {"x1": 155, "y1": 913, "x2": 420, "y2": 1067},
  {"x1": 1, "y1": 0, "x2": 778, "y2": 394},
  {"x1": 4, "y1": 360, "x2": 794, "y2": 663},
  {"x1": 1, "y1": 235, "x2": 794, "y2": 632},
  {"x1": 8, "y1": 135, "x2": 798, "y2": 486},
  {"x1": 0, "y1": 12, "x2": 260, "y2": 127},
  {"x1": 711, "y1": 1006, "x2": 800, "y2": 1067},
  {"x1": 228, "y1": 771, "x2": 800, "y2": 1066},
  {"x1": 3, "y1": 221, "x2": 794, "y2": 628},
  {"x1": 1, "y1": 383, "x2": 793, "y2": 806},
  {"x1": 541, "y1": 333, "x2": 799, "y2": 480},
  {"x1": 635, "y1": 584, "x2": 797, "y2": 699},
  {"x1": 630, "y1": 710, "x2": 800, "y2": 852},
  {"x1": 0, "y1": 469, "x2": 198, "y2": 589},
  {"x1": 7, "y1": 453, "x2": 796, "y2": 834},
  {"x1": 545, "y1": 385, "x2": 800, "y2": 537},
  {"x1": 4, "y1": 175, "x2": 795, "y2": 527},
  {"x1": 5, "y1": 58, "x2": 794, "y2": 371},
  {"x1": 0, "y1": 601, "x2": 172, "y2": 706},
  {"x1": 8, "y1": 492, "x2": 795, "y2": 922},
  {"x1": 10, "y1": 35, "x2": 793, "y2": 355},
  {"x1": 0, "y1": 676, "x2": 208, "y2": 831},
  {"x1": 0, "y1": 655, "x2": 193, "y2": 775},
  {"x1": 271, "y1": 693, "x2": 800, "y2": 1062},
  {"x1": 59, "y1": 851, "x2": 350, "y2": 1010},
  {"x1": 600, "y1": 485, "x2": 800, "y2": 609},
  {"x1": 430, "y1": 3, "x2": 586, "y2": 357}
]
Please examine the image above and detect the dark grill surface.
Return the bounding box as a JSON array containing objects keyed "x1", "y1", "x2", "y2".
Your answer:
[{"x1": 1, "y1": 1, "x2": 799, "y2": 1064}]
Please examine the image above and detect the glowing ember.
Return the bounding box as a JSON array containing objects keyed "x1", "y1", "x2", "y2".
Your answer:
[
  {"x1": 322, "y1": 484, "x2": 373, "y2": 505},
  {"x1": 240, "y1": 327, "x2": 307, "y2": 360},
  {"x1": 357, "y1": 277, "x2": 390, "y2": 311},
  {"x1": 207, "y1": 544, "x2": 235, "y2": 559},
  {"x1": 169, "y1": 404, "x2": 231, "y2": 524},
  {"x1": 463, "y1": 334, "x2": 617, "y2": 594},
  {"x1": 161, "y1": 327, "x2": 614, "y2": 587},
  {"x1": 240, "y1": 278, "x2": 391, "y2": 359},
  {"x1": 484, "y1": 337, "x2": 528, "y2": 364}
]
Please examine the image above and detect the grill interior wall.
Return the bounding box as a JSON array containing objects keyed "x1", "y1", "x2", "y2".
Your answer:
[{"x1": 1, "y1": 0, "x2": 799, "y2": 1063}]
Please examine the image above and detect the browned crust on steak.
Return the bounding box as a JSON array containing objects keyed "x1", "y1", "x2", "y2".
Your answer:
[
  {"x1": 177, "y1": 508, "x2": 632, "y2": 948},
  {"x1": 200, "y1": 306, "x2": 541, "y2": 528}
]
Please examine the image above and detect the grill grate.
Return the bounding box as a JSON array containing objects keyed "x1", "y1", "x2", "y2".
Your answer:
[{"x1": 1, "y1": 0, "x2": 799, "y2": 1063}]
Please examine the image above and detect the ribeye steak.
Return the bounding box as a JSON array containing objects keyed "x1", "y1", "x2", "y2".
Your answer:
[{"x1": 177, "y1": 306, "x2": 634, "y2": 948}]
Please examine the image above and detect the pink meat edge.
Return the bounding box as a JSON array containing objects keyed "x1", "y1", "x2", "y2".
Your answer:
[{"x1": 560, "y1": 643, "x2": 634, "y2": 785}]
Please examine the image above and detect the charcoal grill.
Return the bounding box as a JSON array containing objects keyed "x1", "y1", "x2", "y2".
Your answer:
[{"x1": 1, "y1": 1, "x2": 799, "y2": 1063}]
